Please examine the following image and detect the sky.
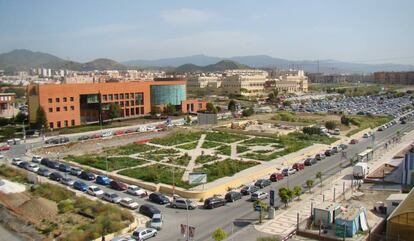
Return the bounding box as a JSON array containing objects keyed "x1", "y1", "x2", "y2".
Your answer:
[{"x1": 0, "y1": 0, "x2": 414, "y2": 64}]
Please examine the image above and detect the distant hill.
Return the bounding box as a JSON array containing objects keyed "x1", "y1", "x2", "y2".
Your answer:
[
  {"x1": 174, "y1": 60, "x2": 250, "y2": 73},
  {"x1": 124, "y1": 54, "x2": 414, "y2": 73},
  {"x1": 0, "y1": 49, "x2": 126, "y2": 72}
]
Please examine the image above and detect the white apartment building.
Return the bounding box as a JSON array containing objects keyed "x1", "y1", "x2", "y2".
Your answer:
[
  {"x1": 222, "y1": 69, "x2": 269, "y2": 97},
  {"x1": 187, "y1": 73, "x2": 223, "y2": 94}
]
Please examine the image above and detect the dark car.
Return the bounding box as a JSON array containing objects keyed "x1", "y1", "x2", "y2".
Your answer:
[
  {"x1": 204, "y1": 197, "x2": 226, "y2": 209},
  {"x1": 225, "y1": 191, "x2": 242, "y2": 202},
  {"x1": 109, "y1": 180, "x2": 128, "y2": 191},
  {"x1": 240, "y1": 185, "x2": 259, "y2": 195},
  {"x1": 304, "y1": 158, "x2": 317, "y2": 166},
  {"x1": 324, "y1": 149, "x2": 333, "y2": 156},
  {"x1": 79, "y1": 171, "x2": 95, "y2": 181},
  {"x1": 58, "y1": 163, "x2": 71, "y2": 172},
  {"x1": 269, "y1": 173, "x2": 284, "y2": 182},
  {"x1": 77, "y1": 135, "x2": 90, "y2": 141},
  {"x1": 339, "y1": 144, "x2": 348, "y2": 150},
  {"x1": 139, "y1": 204, "x2": 161, "y2": 218},
  {"x1": 254, "y1": 179, "x2": 272, "y2": 188},
  {"x1": 40, "y1": 158, "x2": 50, "y2": 166},
  {"x1": 37, "y1": 167, "x2": 51, "y2": 177},
  {"x1": 18, "y1": 161, "x2": 30, "y2": 169},
  {"x1": 49, "y1": 172, "x2": 64, "y2": 181},
  {"x1": 73, "y1": 180, "x2": 88, "y2": 192},
  {"x1": 149, "y1": 192, "x2": 170, "y2": 205},
  {"x1": 47, "y1": 160, "x2": 60, "y2": 169}
]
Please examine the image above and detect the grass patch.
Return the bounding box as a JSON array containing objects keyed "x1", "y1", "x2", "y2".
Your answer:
[
  {"x1": 272, "y1": 111, "x2": 316, "y2": 123},
  {"x1": 150, "y1": 132, "x2": 202, "y2": 146},
  {"x1": 66, "y1": 155, "x2": 146, "y2": 171},
  {"x1": 205, "y1": 131, "x2": 248, "y2": 143},
  {"x1": 237, "y1": 145, "x2": 250, "y2": 154},
  {"x1": 240, "y1": 137, "x2": 279, "y2": 146},
  {"x1": 216, "y1": 145, "x2": 231, "y2": 156},
  {"x1": 195, "y1": 155, "x2": 218, "y2": 164},
  {"x1": 105, "y1": 143, "x2": 154, "y2": 155},
  {"x1": 0, "y1": 164, "x2": 29, "y2": 183},
  {"x1": 177, "y1": 141, "x2": 198, "y2": 150},
  {"x1": 346, "y1": 115, "x2": 393, "y2": 137},
  {"x1": 194, "y1": 159, "x2": 259, "y2": 182},
  {"x1": 166, "y1": 154, "x2": 191, "y2": 166},
  {"x1": 118, "y1": 164, "x2": 192, "y2": 189},
  {"x1": 201, "y1": 141, "x2": 222, "y2": 149},
  {"x1": 148, "y1": 148, "x2": 179, "y2": 155}
]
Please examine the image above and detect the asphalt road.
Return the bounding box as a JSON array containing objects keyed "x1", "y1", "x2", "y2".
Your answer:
[{"x1": 2, "y1": 121, "x2": 413, "y2": 241}]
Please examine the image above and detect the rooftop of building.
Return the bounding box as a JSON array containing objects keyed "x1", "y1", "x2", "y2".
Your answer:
[
  {"x1": 314, "y1": 202, "x2": 340, "y2": 211},
  {"x1": 388, "y1": 187, "x2": 414, "y2": 221},
  {"x1": 386, "y1": 193, "x2": 408, "y2": 201},
  {"x1": 336, "y1": 207, "x2": 362, "y2": 221}
]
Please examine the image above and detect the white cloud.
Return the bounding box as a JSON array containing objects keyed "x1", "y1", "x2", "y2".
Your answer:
[{"x1": 160, "y1": 8, "x2": 214, "y2": 26}]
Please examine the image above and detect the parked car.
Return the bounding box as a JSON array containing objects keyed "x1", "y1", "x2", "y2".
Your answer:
[
  {"x1": 12, "y1": 158, "x2": 23, "y2": 166},
  {"x1": 32, "y1": 155, "x2": 42, "y2": 163},
  {"x1": 315, "y1": 153, "x2": 326, "y2": 161},
  {"x1": 251, "y1": 191, "x2": 268, "y2": 201},
  {"x1": 241, "y1": 185, "x2": 259, "y2": 195},
  {"x1": 49, "y1": 172, "x2": 64, "y2": 181},
  {"x1": 47, "y1": 160, "x2": 60, "y2": 169},
  {"x1": 60, "y1": 177, "x2": 75, "y2": 186},
  {"x1": 87, "y1": 186, "x2": 104, "y2": 197},
  {"x1": 114, "y1": 131, "x2": 125, "y2": 136},
  {"x1": 18, "y1": 161, "x2": 30, "y2": 169},
  {"x1": 149, "y1": 213, "x2": 163, "y2": 230},
  {"x1": 204, "y1": 197, "x2": 226, "y2": 209},
  {"x1": 109, "y1": 180, "x2": 128, "y2": 191},
  {"x1": 171, "y1": 198, "x2": 197, "y2": 209},
  {"x1": 225, "y1": 191, "x2": 242, "y2": 202},
  {"x1": 58, "y1": 163, "x2": 71, "y2": 172},
  {"x1": 0, "y1": 145, "x2": 10, "y2": 151},
  {"x1": 40, "y1": 158, "x2": 50, "y2": 166},
  {"x1": 131, "y1": 228, "x2": 157, "y2": 241},
  {"x1": 77, "y1": 135, "x2": 90, "y2": 141},
  {"x1": 79, "y1": 171, "x2": 95, "y2": 181},
  {"x1": 139, "y1": 204, "x2": 161, "y2": 218},
  {"x1": 149, "y1": 192, "x2": 170, "y2": 205},
  {"x1": 127, "y1": 185, "x2": 146, "y2": 197},
  {"x1": 292, "y1": 162, "x2": 305, "y2": 171},
  {"x1": 110, "y1": 237, "x2": 135, "y2": 241},
  {"x1": 349, "y1": 139, "x2": 359, "y2": 144},
  {"x1": 26, "y1": 163, "x2": 39, "y2": 172},
  {"x1": 69, "y1": 167, "x2": 82, "y2": 176},
  {"x1": 120, "y1": 197, "x2": 139, "y2": 209},
  {"x1": 282, "y1": 167, "x2": 296, "y2": 176},
  {"x1": 37, "y1": 167, "x2": 51, "y2": 177},
  {"x1": 269, "y1": 173, "x2": 284, "y2": 182},
  {"x1": 304, "y1": 158, "x2": 317, "y2": 166},
  {"x1": 339, "y1": 144, "x2": 348, "y2": 150},
  {"x1": 96, "y1": 175, "x2": 111, "y2": 185},
  {"x1": 73, "y1": 180, "x2": 88, "y2": 192},
  {"x1": 102, "y1": 192, "x2": 121, "y2": 203},
  {"x1": 324, "y1": 149, "x2": 333, "y2": 156},
  {"x1": 254, "y1": 179, "x2": 272, "y2": 188}
]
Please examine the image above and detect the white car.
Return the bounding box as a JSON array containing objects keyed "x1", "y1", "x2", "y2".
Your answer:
[
  {"x1": 102, "y1": 131, "x2": 113, "y2": 138},
  {"x1": 127, "y1": 185, "x2": 146, "y2": 196},
  {"x1": 146, "y1": 126, "x2": 156, "y2": 131},
  {"x1": 149, "y1": 213, "x2": 163, "y2": 230},
  {"x1": 87, "y1": 186, "x2": 104, "y2": 197},
  {"x1": 32, "y1": 155, "x2": 42, "y2": 163},
  {"x1": 12, "y1": 158, "x2": 23, "y2": 166},
  {"x1": 119, "y1": 197, "x2": 139, "y2": 209},
  {"x1": 251, "y1": 191, "x2": 268, "y2": 201},
  {"x1": 26, "y1": 163, "x2": 39, "y2": 172}
]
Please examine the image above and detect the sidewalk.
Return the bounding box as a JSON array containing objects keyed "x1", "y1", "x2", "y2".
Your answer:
[{"x1": 255, "y1": 128, "x2": 414, "y2": 239}]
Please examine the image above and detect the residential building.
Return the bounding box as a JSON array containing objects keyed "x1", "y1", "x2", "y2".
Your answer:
[
  {"x1": 0, "y1": 93, "x2": 16, "y2": 118},
  {"x1": 402, "y1": 146, "x2": 414, "y2": 188},
  {"x1": 222, "y1": 69, "x2": 269, "y2": 97},
  {"x1": 187, "y1": 73, "x2": 222, "y2": 94},
  {"x1": 386, "y1": 193, "x2": 408, "y2": 216},
  {"x1": 27, "y1": 79, "x2": 206, "y2": 129},
  {"x1": 374, "y1": 71, "x2": 414, "y2": 85}
]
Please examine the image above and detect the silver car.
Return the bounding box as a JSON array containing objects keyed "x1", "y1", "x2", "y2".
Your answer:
[
  {"x1": 102, "y1": 192, "x2": 121, "y2": 204},
  {"x1": 132, "y1": 227, "x2": 157, "y2": 240},
  {"x1": 171, "y1": 198, "x2": 197, "y2": 210},
  {"x1": 149, "y1": 213, "x2": 163, "y2": 230}
]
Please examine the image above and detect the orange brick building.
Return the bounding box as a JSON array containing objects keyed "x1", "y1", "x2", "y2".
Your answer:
[{"x1": 28, "y1": 79, "x2": 206, "y2": 129}]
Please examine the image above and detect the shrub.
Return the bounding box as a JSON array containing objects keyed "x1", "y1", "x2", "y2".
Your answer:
[
  {"x1": 325, "y1": 121, "x2": 337, "y2": 130},
  {"x1": 302, "y1": 126, "x2": 321, "y2": 135}
]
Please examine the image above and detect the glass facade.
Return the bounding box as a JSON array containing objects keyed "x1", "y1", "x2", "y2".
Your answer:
[{"x1": 150, "y1": 84, "x2": 186, "y2": 106}]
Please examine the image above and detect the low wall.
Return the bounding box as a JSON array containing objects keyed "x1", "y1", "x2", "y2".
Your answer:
[{"x1": 93, "y1": 218, "x2": 138, "y2": 241}]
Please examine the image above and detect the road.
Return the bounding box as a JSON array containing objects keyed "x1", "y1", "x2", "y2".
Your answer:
[
  {"x1": 2, "y1": 121, "x2": 412, "y2": 241},
  {"x1": 0, "y1": 224, "x2": 25, "y2": 241}
]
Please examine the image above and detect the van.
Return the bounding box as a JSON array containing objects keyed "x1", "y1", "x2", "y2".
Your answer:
[
  {"x1": 353, "y1": 162, "x2": 369, "y2": 179},
  {"x1": 225, "y1": 191, "x2": 242, "y2": 202}
]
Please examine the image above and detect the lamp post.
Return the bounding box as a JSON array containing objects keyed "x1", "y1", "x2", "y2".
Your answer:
[{"x1": 185, "y1": 200, "x2": 190, "y2": 241}]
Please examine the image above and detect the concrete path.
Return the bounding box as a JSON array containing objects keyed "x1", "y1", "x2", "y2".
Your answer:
[
  {"x1": 254, "y1": 128, "x2": 414, "y2": 239},
  {"x1": 181, "y1": 134, "x2": 206, "y2": 181}
]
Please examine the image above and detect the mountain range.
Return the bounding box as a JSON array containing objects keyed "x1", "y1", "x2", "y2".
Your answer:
[{"x1": 1, "y1": 49, "x2": 414, "y2": 74}]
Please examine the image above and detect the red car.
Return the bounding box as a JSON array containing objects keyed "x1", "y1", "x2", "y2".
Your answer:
[
  {"x1": 350, "y1": 139, "x2": 359, "y2": 144},
  {"x1": 0, "y1": 145, "x2": 10, "y2": 151},
  {"x1": 125, "y1": 129, "x2": 135, "y2": 134},
  {"x1": 114, "y1": 131, "x2": 125, "y2": 136},
  {"x1": 269, "y1": 173, "x2": 284, "y2": 182},
  {"x1": 91, "y1": 133, "x2": 102, "y2": 139},
  {"x1": 109, "y1": 180, "x2": 128, "y2": 191},
  {"x1": 292, "y1": 163, "x2": 305, "y2": 171}
]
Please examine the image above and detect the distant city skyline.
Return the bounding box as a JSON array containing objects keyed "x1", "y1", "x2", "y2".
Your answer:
[{"x1": 1, "y1": 0, "x2": 414, "y2": 64}]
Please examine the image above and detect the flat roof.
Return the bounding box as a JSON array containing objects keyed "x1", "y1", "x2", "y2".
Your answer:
[
  {"x1": 314, "y1": 202, "x2": 340, "y2": 211},
  {"x1": 386, "y1": 193, "x2": 408, "y2": 201},
  {"x1": 0, "y1": 93, "x2": 16, "y2": 96},
  {"x1": 336, "y1": 207, "x2": 361, "y2": 221}
]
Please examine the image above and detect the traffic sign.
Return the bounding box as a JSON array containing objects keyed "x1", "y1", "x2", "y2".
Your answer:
[
  {"x1": 270, "y1": 190, "x2": 275, "y2": 206},
  {"x1": 255, "y1": 205, "x2": 262, "y2": 212}
]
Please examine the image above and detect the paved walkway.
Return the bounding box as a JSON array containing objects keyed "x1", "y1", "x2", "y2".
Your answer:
[
  {"x1": 255, "y1": 128, "x2": 414, "y2": 239},
  {"x1": 182, "y1": 134, "x2": 206, "y2": 181}
]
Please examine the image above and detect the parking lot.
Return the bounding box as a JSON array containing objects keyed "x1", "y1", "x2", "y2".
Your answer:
[{"x1": 289, "y1": 94, "x2": 413, "y2": 117}]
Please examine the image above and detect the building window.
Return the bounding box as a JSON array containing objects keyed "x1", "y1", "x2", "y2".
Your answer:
[
  {"x1": 198, "y1": 103, "x2": 202, "y2": 109},
  {"x1": 130, "y1": 100, "x2": 134, "y2": 106},
  {"x1": 125, "y1": 109, "x2": 130, "y2": 116},
  {"x1": 56, "y1": 107, "x2": 60, "y2": 112},
  {"x1": 56, "y1": 98, "x2": 60, "y2": 103},
  {"x1": 71, "y1": 119, "x2": 75, "y2": 126},
  {"x1": 57, "y1": 121, "x2": 61, "y2": 128},
  {"x1": 48, "y1": 98, "x2": 52, "y2": 103},
  {"x1": 49, "y1": 122, "x2": 54, "y2": 129},
  {"x1": 141, "y1": 107, "x2": 144, "y2": 114},
  {"x1": 125, "y1": 101, "x2": 129, "y2": 107},
  {"x1": 64, "y1": 106, "x2": 68, "y2": 111},
  {"x1": 70, "y1": 106, "x2": 74, "y2": 111},
  {"x1": 103, "y1": 95, "x2": 107, "y2": 101},
  {"x1": 125, "y1": 93, "x2": 129, "y2": 99},
  {"x1": 114, "y1": 94, "x2": 119, "y2": 100},
  {"x1": 48, "y1": 108, "x2": 53, "y2": 112},
  {"x1": 136, "y1": 107, "x2": 139, "y2": 115},
  {"x1": 120, "y1": 94, "x2": 124, "y2": 99},
  {"x1": 131, "y1": 108, "x2": 135, "y2": 115},
  {"x1": 63, "y1": 97, "x2": 67, "y2": 102},
  {"x1": 120, "y1": 101, "x2": 124, "y2": 107},
  {"x1": 64, "y1": 120, "x2": 68, "y2": 127},
  {"x1": 108, "y1": 94, "x2": 113, "y2": 101},
  {"x1": 70, "y1": 97, "x2": 74, "y2": 102}
]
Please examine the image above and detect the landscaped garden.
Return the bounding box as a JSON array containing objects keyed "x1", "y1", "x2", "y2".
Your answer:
[
  {"x1": 166, "y1": 154, "x2": 192, "y2": 166},
  {"x1": 150, "y1": 132, "x2": 202, "y2": 146},
  {"x1": 201, "y1": 141, "x2": 222, "y2": 149},
  {"x1": 205, "y1": 131, "x2": 248, "y2": 143},
  {"x1": 216, "y1": 145, "x2": 232, "y2": 156},
  {"x1": 195, "y1": 154, "x2": 218, "y2": 164},
  {"x1": 177, "y1": 141, "x2": 198, "y2": 150},
  {"x1": 66, "y1": 155, "x2": 147, "y2": 171},
  {"x1": 105, "y1": 143, "x2": 155, "y2": 155},
  {"x1": 194, "y1": 159, "x2": 259, "y2": 182}
]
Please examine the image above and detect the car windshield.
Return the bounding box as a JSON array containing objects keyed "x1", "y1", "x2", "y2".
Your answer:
[
  {"x1": 152, "y1": 218, "x2": 161, "y2": 222},
  {"x1": 130, "y1": 186, "x2": 139, "y2": 190},
  {"x1": 123, "y1": 199, "x2": 132, "y2": 204},
  {"x1": 92, "y1": 187, "x2": 100, "y2": 192},
  {"x1": 110, "y1": 194, "x2": 119, "y2": 198}
]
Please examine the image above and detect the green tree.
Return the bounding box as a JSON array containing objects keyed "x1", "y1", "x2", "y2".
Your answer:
[
  {"x1": 278, "y1": 187, "x2": 291, "y2": 207},
  {"x1": 302, "y1": 126, "x2": 321, "y2": 135},
  {"x1": 107, "y1": 103, "x2": 121, "y2": 121},
  {"x1": 14, "y1": 111, "x2": 27, "y2": 123},
  {"x1": 293, "y1": 186, "x2": 302, "y2": 200},
  {"x1": 216, "y1": 106, "x2": 222, "y2": 113},
  {"x1": 341, "y1": 115, "x2": 350, "y2": 126},
  {"x1": 35, "y1": 107, "x2": 48, "y2": 130},
  {"x1": 325, "y1": 120, "x2": 337, "y2": 130},
  {"x1": 150, "y1": 105, "x2": 162, "y2": 116},
  {"x1": 212, "y1": 228, "x2": 228, "y2": 241},
  {"x1": 268, "y1": 89, "x2": 279, "y2": 103},
  {"x1": 242, "y1": 107, "x2": 254, "y2": 117},
  {"x1": 306, "y1": 179, "x2": 314, "y2": 193},
  {"x1": 283, "y1": 100, "x2": 292, "y2": 107},
  {"x1": 206, "y1": 102, "x2": 218, "y2": 113},
  {"x1": 253, "y1": 199, "x2": 269, "y2": 224},
  {"x1": 185, "y1": 115, "x2": 192, "y2": 124},
  {"x1": 228, "y1": 99, "x2": 237, "y2": 112},
  {"x1": 316, "y1": 171, "x2": 323, "y2": 188},
  {"x1": 163, "y1": 104, "x2": 176, "y2": 116}
]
